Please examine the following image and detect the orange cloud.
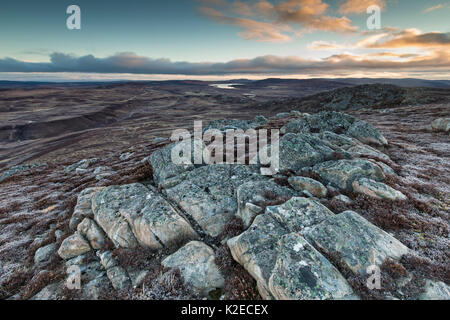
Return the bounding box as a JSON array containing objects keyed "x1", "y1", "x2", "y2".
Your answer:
[
  {"x1": 307, "y1": 41, "x2": 345, "y2": 50},
  {"x1": 199, "y1": 7, "x2": 292, "y2": 42},
  {"x1": 198, "y1": 0, "x2": 359, "y2": 42},
  {"x1": 423, "y1": 3, "x2": 448, "y2": 13},
  {"x1": 338, "y1": 0, "x2": 386, "y2": 14}
]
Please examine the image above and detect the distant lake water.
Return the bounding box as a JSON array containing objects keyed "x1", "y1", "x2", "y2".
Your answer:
[{"x1": 209, "y1": 83, "x2": 242, "y2": 89}]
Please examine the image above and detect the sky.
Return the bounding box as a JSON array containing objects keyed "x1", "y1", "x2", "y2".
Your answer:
[{"x1": 0, "y1": 0, "x2": 449, "y2": 81}]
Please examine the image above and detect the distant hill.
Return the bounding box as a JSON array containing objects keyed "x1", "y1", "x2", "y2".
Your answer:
[{"x1": 0, "y1": 78, "x2": 448, "y2": 89}]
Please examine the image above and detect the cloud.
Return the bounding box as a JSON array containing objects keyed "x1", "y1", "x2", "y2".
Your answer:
[
  {"x1": 0, "y1": 50, "x2": 448, "y2": 76},
  {"x1": 361, "y1": 29, "x2": 450, "y2": 48},
  {"x1": 198, "y1": 7, "x2": 291, "y2": 42},
  {"x1": 198, "y1": 0, "x2": 358, "y2": 42},
  {"x1": 423, "y1": 3, "x2": 448, "y2": 13},
  {"x1": 338, "y1": 0, "x2": 386, "y2": 14},
  {"x1": 307, "y1": 41, "x2": 345, "y2": 50}
]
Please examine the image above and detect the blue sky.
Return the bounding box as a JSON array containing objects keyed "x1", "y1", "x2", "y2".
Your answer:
[{"x1": 0, "y1": 0, "x2": 449, "y2": 80}]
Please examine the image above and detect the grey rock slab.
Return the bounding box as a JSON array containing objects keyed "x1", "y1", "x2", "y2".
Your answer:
[
  {"x1": 313, "y1": 159, "x2": 385, "y2": 191},
  {"x1": 304, "y1": 211, "x2": 410, "y2": 275},
  {"x1": 265, "y1": 197, "x2": 334, "y2": 233},
  {"x1": 165, "y1": 164, "x2": 261, "y2": 236},
  {"x1": 268, "y1": 233, "x2": 356, "y2": 300},
  {"x1": 148, "y1": 138, "x2": 208, "y2": 187},
  {"x1": 34, "y1": 243, "x2": 57, "y2": 264},
  {"x1": 352, "y1": 178, "x2": 407, "y2": 201},
  {"x1": 288, "y1": 176, "x2": 327, "y2": 198},
  {"x1": 278, "y1": 133, "x2": 348, "y2": 172},
  {"x1": 162, "y1": 241, "x2": 225, "y2": 296},
  {"x1": 236, "y1": 179, "x2": 296, "y2": 228},
  {"x1": 92, "y1": 183, "x2": 197, "y2": 249}
]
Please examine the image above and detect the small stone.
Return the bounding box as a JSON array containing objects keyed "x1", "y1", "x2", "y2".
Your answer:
[
  {"x1": 288, "y1": 176, "x2": 327, "y2": 198},
  {"x1": 162, "y1": 241, "x2": 225, "y2": 296},
  {"x1": 352, "y1": 178, "x2": 407, "y2": 201},
  {"x1": 332, "y1": 194, "x2": 353, "y2": 204},
  {"x1": 431, "y1": 118, "x2": 450, "y2": 132},
  {"x1": 58, "y1": 234, "x2": 91, "y2": 260},
  {"x1": 34, "y1": 243, "x2": 57, "y2": 264}
]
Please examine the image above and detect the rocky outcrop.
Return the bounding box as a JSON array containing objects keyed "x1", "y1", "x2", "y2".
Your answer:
[
  {"x1": 227, "y1": 197, "x2": 358, "y2": 299},
  {"x1": 48, "y1": 110, "x2": 422, "y2": 300},
  {"x1": 162, "y1": 241, "x2": 225, "y2": 297},
  {"x1": 228, "y1": 200, "x2": 411, "y2": 299},
  {"x1": 278, "y1": 133, "x2": 348, "y2": 172},
  {"x1": 163, "y1": 164, "x2": 262, "y2": 236},
  {"x1": 203, "y1": 115, "x2": 267, "y2": 132},
  {"x1": 0, "y1": 163, "x2": 44, "y2": 183},
  {"x1": 64, "y1": 158, "x2": 98, "y2": 173},
  {"x1": 281, "y1": 111, "x2": 387, "y2": 146}
]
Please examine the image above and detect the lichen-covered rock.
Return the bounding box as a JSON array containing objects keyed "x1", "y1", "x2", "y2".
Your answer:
[
  {"x1": 30, "y1": 282, "x2": 62, "y2": 300},
  {"x1": 266, "y1": 197, "x2": 334, "y2": 232},
  {"x1": 304, "y1": 211, "x2": 409, "y2": 275},
  {"x1": 107, "y1": 266, "x2": 131, "y2": 291},
  {"x1": 332, "y1": 194, "x2": 353, "y2": 204},
  {"x1": 268, "y1": 233, "x2": 356, "y2": 300},
  {"x1": 58, "y1": 234, "x2": 91, "y2": 260},
  {"x1": 319, "y1": 131, "x2": 390, "y2": 161},
  {"x1": 164, "y1": 164, "x2": 260, "y2": 236},
  {"x1": 203, "y1": 115, "x2": 267, "y2": 132},
  {"x1": 162, "y1": 241, "x2": 225, "y2": 296},
  {"x1": 0, "y1": 163, "x2": 44, "y2": 183},
  {"x1": 352, "y1": 178, "x2": 407, "y2": 201},
  {"x1": 92, "y1": 183, "x2": 197, "y2": 249},
  {"x1": 313, "y1": 159, "x2": 385, "y2": 191},
  {"x1": 281, "y1": 112, "x2": 387, "y2": 147},
  {"x1": 431, "y1": 118, "x2": 450, "y2": 132},
  {"x1": 228, "y1": 197, "x2": 337, "y2": 299},
  {"x1": 347, "y1": 120, "x2": 388, "y2": 146},
  {"x1": 148, "y1": 138, "x2": 208, "y2": 188},
  {"x1": 77, "y1": 218, "x2": 107, "y2": 249},
  {"x1": 227, "y1": 213, "x2": 287, "y2": 299},
  {"x1": 367, "y1": 159, "x2": 396, "y2": 176},
  {"x1": 288, "y1": 176, "x2": 327, "y2": 198},
  {"x1": 417, "y1": 280, "x2": 450, "y2": 300},
  {"x1": 34, "y1": 243, "x2": 57, "y2": 264},
  {"x1": 236, "y1": 179, "x2": 296, "y2": 227},
  {"x1": 278, "y1": 133, "x2": 348, "y2": 172},
  {"x1": 64, "y1": 158, "x2": 98, "y2": 173},
  {"x1": 69, "y1": 187, "x2": 105, "y2": 231}
]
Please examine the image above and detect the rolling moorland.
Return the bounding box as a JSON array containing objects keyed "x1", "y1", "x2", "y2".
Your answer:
[{"x1": 0, "y1": 79, "x2": 449, "y2": 300}]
